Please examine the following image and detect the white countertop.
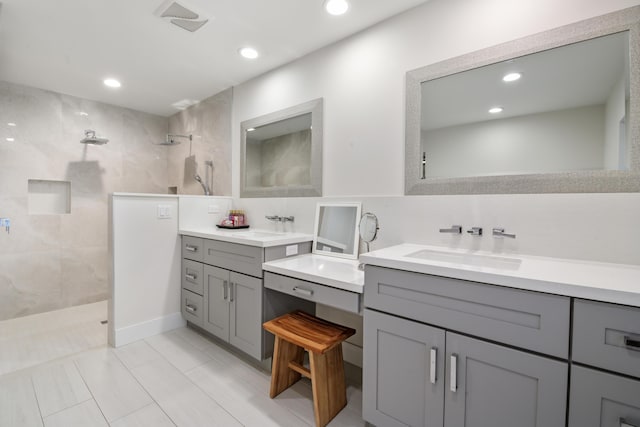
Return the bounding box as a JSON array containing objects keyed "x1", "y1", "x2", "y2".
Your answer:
[
  {"x1": 179, "y1": 227, "x2": 312, "y2": 248},
  {"x1": 360, "y1": 243, "x2": 640, "y2": 307},
  {"x1": 263, "y1": 254, "x2": 364, "y2": 293}
]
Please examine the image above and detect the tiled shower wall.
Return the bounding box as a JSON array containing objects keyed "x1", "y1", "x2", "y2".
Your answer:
[
  {"x1": 168, "y1": 88, "x2": 232, "y2": 196},
  {"x1": 0, "y1": 81, "x2": 169, "y2": 320}
]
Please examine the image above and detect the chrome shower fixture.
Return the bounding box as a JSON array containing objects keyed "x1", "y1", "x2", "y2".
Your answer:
[
  {"x1": 80, "y1": 130, "x2": 108, "y2": 145},
  {"x1": 159, "y1": 134, "x2": 192, "y2": 145}
]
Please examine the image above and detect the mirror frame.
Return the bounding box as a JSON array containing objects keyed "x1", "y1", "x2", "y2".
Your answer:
[
  {"x1": 405, "y1": 6, "x2": 640, "y2": 195},
  {"x1": 240, "y1": 98, "x2": 323, "y2": 198},
  {"x1": 312, "y1": 202, "x2": 362, "y2": 260}
]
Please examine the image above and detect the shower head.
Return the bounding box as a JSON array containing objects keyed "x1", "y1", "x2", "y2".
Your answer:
[
  {"x1": 157, "y1": 134, "x2": 192, "y2": 145},
  {"x1": 80, "y1": 130, "x2": 108, "y2": 145}
]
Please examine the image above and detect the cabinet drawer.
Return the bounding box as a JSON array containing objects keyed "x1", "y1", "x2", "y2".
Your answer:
[
  {"x1": 203, "y1": 239, "x2": 263, "y2": 278},
  {"x1": 264, "y1": 272, "x2": 360, "y2": 314},
  {"x1": 181, "y1": 289, "x2": 204, "y2": 327},
  {"x1": 573, "y1": 299, "x2": 640, "y2": 378},
  {"x1": 182, "y1": 259, "x2": 204, "y2": 295},
  {"x1": 569, "y1": 365, "x2": 640, "y2": 427},
  {"x1": 182, "y1": 236, "x2": 204, "y2": 262},
  {"x1": 364, "y1": 266, "x2": 570, "y2": 358}
]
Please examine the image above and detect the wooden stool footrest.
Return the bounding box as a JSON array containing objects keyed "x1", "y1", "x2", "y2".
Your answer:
[{"x1": 288, "y1": 361, "x2": 311, "y2": 378}]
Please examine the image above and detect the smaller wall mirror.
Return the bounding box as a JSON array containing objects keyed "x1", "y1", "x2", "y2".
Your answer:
[
  {"x1": 313, "y1": 202, "x2": 362, "y2": 260},
  {"x1": 241, "y1": 98, "x2": 323, "y2": 198},
  {"x1": 359, "y1": 212, "x2": 379, "y2": 252}
]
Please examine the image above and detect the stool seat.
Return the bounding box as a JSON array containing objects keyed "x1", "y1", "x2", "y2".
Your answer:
[{"x1": 263, "y1": 310, "x2": 355, "y2": 427}]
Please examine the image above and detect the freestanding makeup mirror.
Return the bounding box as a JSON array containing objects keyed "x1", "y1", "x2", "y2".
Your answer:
[{"x1": 312, "y1": 202, "x2": 362, "y2": 260}]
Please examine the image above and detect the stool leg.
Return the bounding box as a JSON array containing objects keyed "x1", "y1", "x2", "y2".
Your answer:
[
  {"x1": 309, "y1": 345, "x2": 347, "y2": 427},
  {"x1": 270, "y1": 336, "x2": 305, "y2": 398}
]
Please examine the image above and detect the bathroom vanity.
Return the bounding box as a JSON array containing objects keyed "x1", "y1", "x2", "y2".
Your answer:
[
  {"x1": 360, "y1": 244, "x2": 640, "y2": 427},
  {"x1": 178, "y1": 228, "x2": 314, "y2": 360}
]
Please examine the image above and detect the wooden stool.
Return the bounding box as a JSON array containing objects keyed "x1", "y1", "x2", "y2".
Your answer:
[{"x1": 263, "y1": 310, "x2": 356, "y2": 427}]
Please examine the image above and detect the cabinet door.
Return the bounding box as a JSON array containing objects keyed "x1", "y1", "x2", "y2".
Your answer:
[
  {"x1": 363, "y1": 309, "x2": 445, "y2": 427},
  {"x1": 229, "y1": 271, "x2": 263, "y2": 360},
  {"x1": 445, "y1": 332, "x2": 567, "y2": 427},
  {"x1": 203, "y1": 265, "x2": 230, "y2": 341},
  {"x1": 569, "y1": 365, "x2": 640, "y2": 427}
]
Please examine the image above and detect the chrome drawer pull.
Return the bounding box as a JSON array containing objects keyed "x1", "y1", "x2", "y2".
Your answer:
[
  {"x1": 430, "y1": 347, "x2": 437, "y2": 384},
  {"x1": 185, "y1": 273, "x2": 197, "y2": 281},
  {"x1": 624, "y1": 336, "x2": 640, "y2": 350},
  {"x1": 185, "y1": 245, "x2": 198, "y2": 252},
  {"x1": 620, "y1": 418, "x2": 637, "y2": 427},
  {"x1": 223, "y1": 281, "x2": 228, "y2": 301},
  {"x1": 229, "y1": 282, "x2": 234, "y2": 302},
  {"x1": 293, "y1": 287, "x2": 313, "y2": 297},
  {"x1": 450, "y1": 354, "x2": 458, "y2": 392},
  {"x1": 185, "y1": 304, "x2": 197, "y2": 314}
]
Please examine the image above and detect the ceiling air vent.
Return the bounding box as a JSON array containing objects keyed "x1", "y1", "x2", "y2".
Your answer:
[{"x1": 155, "y1": 0, "x2": 209, "y2": 32}]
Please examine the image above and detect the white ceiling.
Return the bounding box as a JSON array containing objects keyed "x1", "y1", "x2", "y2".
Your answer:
[{"x1": 0, "y1": 0, "x2": 427, "y2": 117}]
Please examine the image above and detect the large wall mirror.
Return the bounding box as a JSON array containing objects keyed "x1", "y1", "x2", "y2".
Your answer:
[
  {"x1": 241, "y1": 98, "x2": 323, "y2": 197},
  {"x1": 405, "y1": 6, "x2": 640, "y2": 194}
]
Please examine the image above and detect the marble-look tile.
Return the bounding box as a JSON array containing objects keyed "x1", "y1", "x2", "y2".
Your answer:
[
  {"x1": 110, "y1": 403, "x2": 175, "y2": 427},
  {"x1": 43, "y1": 399, "x2": 108, "y2": 427},
  {"x1": 0, "y1": 80, "x2": 170, "y2": 320},
  {"x1": 0, "y1": 374, "x2": 43, "y2": 427},
  {"x1": 74, "y1": 348, "x2": 153, "y2": 422},
  {"x1": 31, "y1": 361, "x2": 92, "y2": 417},
  {"x1": 144, "y1": 331, "x2": 212, "y2": 372},
  {"x1": 113, "y1": 340, "x2": 163, "y2": 371},
  {"x1": 60, "y1": 247, "x2": 108, "y2": 307},
  {"x1": 187, "y1": 358, "x2": 309, "y2": 427},
  {"x1": 131, "y1": 357, "x2": 241, "y2": 426}
]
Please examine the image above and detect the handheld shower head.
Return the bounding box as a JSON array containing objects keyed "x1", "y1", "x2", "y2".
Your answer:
[
  {"x1": 158, "y1": 134, "x2": 192, "y2": 145},
  {"x1": 80, "y1": 130, "x2": 108, "y2": 145}
]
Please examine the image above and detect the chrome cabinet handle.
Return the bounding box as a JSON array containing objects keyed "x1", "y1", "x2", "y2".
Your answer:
[
  {"x1": 624, "y1": 336, "x2": 640, "y2": 350},
  {"x1": 229, "y1": 282, "x2": 234, "y2": 302},
  {"x1": 621, "y1": 418, "x2": 637, "y2": 427},
  {"x1": 185, "y1": 245, "x2": 198, "y2": 252},
  {"x1": 450, "y1": 354, "x2": 458, "y2": 392},
  {"x1": 185, "y1": 273, "x2": 197, "y2": 281},
  {"x1": 293, "y1": 287, "x2": 313, "y2": 297},
  {"x1": 223, "y1": 280, "x2": 228, "y2": 301},
  {"x1": 430, "y1": 347, "x2": 437, "y2": 384},
  {"x1": 185, "y1": 304, "x2": 197, "y2": 314}
]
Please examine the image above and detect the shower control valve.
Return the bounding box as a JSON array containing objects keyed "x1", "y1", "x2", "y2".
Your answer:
[{"x1": 467, "y1": 227, "x2": 483, "y2": 236}]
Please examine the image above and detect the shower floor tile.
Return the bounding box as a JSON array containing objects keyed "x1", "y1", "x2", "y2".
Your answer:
[{"x1": 0, "y1": 301, "x2": 107, "y2": 376}]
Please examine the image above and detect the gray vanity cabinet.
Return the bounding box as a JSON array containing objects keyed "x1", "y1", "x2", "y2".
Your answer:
[
  {"x1": 203, "y1": 265, "x2": 263, "y2": 358},
  {"x1": 181, "y1": 235, "x2": 312, "y2": 361},
  {"x1": 363, "y1": 265, "x2": 570, "y2": 427},
  {"x1": 363, "y1": 308, "x2": 445, "y2": 427},
  {"x1": 569, "y1": 365, "x2": 640, "y2": 427},
  {"x1": 444, "y1": 332, "x2": 567, "y2": 427}
]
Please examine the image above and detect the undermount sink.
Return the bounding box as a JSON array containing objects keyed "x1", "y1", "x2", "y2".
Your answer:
[
  {"x1": 229, "y1": 231, "x2": 284, "y2": 238},
  {"x1": 406, "y1": 249, "x2": 522, "y2": 270}
]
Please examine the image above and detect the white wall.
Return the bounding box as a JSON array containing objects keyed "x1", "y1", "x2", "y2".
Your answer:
[
  {"x1": 230, "y1": 0, "x2": 640, "y2": 266},
  {"x1": 109, "y1": 194, "x2": 183, "y2": 347},
  {"x1": 422, "y1": 105, "x2": 605, "y2": 178}
]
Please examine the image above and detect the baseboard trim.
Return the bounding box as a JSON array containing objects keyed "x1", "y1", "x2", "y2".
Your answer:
[{"x1": 112, "y1": 312, "x2": 186, "y2": 347}]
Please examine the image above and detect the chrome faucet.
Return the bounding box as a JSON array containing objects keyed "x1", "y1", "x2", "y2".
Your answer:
[
  {"x1": 492, "y1": 228, "x2": 516, "y2": 238},
  {"x1": 265, "y1": 215, "x2": 295, "y2": 222},
  {"x1": 439, "y1": 225, "x2": 462, "y2": 234}
]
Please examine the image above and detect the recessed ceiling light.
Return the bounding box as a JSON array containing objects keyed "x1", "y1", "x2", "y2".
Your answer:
[
  {"x1": 503, "y1": 72, "x2": 522, "y2": 82},
  {"x1": 103, "y1": 78, "x2": 121, "y2": 88},
  {"x1": 6, "y1": 137, "x2": 15, "y2": 142},
  {"x1": 239, "y1": 47, "x2": 259, "y2": 59},
  {"x1": 246, "y1": 128, "x2": 255, "y2": 132},
  {"x1": 7, "y1": 122, "x2": 16, "y2": 127},
  {"x1": 489, "y1": 107, "x2": 503, "y2": 114},
  {"x1": 325, "y1": 0, "x2": 349, "y2": 15}
]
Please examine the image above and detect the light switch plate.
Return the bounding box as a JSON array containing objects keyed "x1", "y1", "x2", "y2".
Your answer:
[
  {"x1": 285, "y1": 245, "x2": 298, "y2": 256},
  {"x1": 157, "y1": 204, "x2": 172, "y2": 219}
]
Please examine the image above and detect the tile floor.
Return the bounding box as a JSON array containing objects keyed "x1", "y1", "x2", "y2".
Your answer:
[{"x1": 0, "y1": 305, "x2": 365, "y2": 426}]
